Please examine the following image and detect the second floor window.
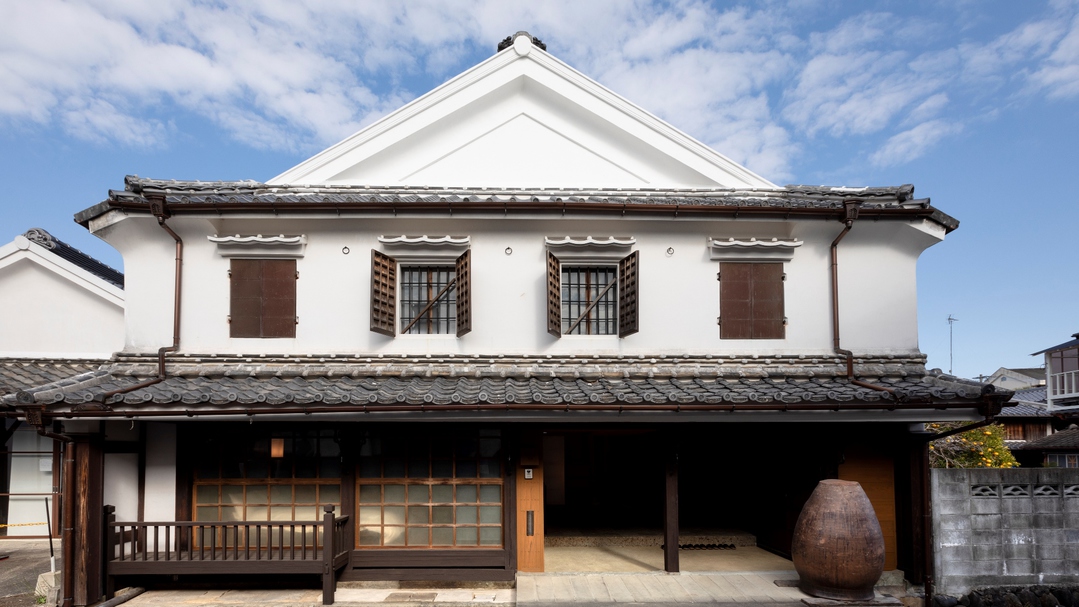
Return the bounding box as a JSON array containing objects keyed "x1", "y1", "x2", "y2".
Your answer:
[
  {"x1": 400, "y1": 266, "x2": 457, "y2": 335},
  {"x1": 718, "y1": 262, "x2": 784, "y2": 339},
  {"x1": 371, "y1": 250, "x2": 471, "y2": 337},
  {"x1": 546, "y1": 251, "x2": 638, "y2": 338},
  {"x1": 230, "y1": 259, "x2": 296, "y2": 338},
  {"x1": 560, "y1": 266, "x2": 618, "y2": 335}
]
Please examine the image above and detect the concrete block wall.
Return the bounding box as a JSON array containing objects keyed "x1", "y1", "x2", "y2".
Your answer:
[{"x1": 932, "y1": 468, "x2": 1079, "y2": 596}]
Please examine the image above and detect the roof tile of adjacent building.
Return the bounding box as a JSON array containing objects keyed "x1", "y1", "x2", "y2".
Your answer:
[
  {"x1": 76, "y1": 178, "x2": 959, "y2": 233},
  {"x1": 0, "y1": 359, "x2": 110, "y2": 396},
  {"x1": 21, "y1": 228, "x2": 124, "y2": 288},
  {"x1": 1014, "y1": 426, "x2": 1079, "y2": 450}
]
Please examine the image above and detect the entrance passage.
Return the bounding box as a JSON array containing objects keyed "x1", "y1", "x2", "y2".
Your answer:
[{"x1": 542, "y1": 431, "x2": 665, "y2": 535}]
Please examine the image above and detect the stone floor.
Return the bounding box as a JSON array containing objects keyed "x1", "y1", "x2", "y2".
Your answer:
[
  {"x1": 123, "y1": 545, "x2": 806, "y2": 607},
  {"x1": 517, "y1": 570, "x2": 807, "y2": 605}
]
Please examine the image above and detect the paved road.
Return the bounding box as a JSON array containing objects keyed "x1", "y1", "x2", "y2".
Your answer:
[{"x1": 0, "y1": 539, "x2": 57, "y2": 606}]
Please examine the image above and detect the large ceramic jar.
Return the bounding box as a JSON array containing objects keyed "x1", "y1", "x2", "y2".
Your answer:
[{"x1": 791, "y1": 479, "x2": 885, "y2": 601}]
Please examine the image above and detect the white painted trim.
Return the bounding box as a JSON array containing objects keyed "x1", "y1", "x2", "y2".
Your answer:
[
  {"x1": 378, "y1": 235, "x2": 470, "y2": 246},
  {"x1": 378, "y1": 235, "x2": 470, "y2": 258},
  {"x1": 0, "y1": 236, "x2": 124, "y2": 307},
  {"x1": 208, "y1": 234, "x2": 307, "y2": 258},
  {"x1": 545, "y1": 236, "x2": 636, "y2": 248},
  {"x1": 708, "y1": 237, "x2": 802, "y2": 262}
]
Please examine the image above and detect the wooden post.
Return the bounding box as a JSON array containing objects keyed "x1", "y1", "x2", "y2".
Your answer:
[
  {"x1": 663, "y1": 444, "x2": 679, "y2": 573},
  {"x1": 104, "y1": 505, "x2": 116, "y2": 599},
  {"x1": 74, "y1": 434, "x2": 105, "y2": 605},
  {"x1": 322, "y1": 505, "x2": 335, "y2": 606}
]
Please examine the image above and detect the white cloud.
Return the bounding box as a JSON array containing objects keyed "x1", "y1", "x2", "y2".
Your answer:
[
  {"x1": 1, "y1": 0, "x2": 1077, "y2": 182},
  {"x1": 869, "y1": 120, "x2": 962, "y2": 168},
  {"x1": 1029, "y1": 13, "x2": 1079, "y2": 98}
]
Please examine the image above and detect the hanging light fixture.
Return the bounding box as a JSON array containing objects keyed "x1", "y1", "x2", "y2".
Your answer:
[{"x1": 271, "y1": 438, "x2": 285, "y2": 458}]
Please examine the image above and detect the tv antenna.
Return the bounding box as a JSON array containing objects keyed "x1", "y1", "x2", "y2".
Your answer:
[{"x1": 947, "y1": 314, "x2": 959, "y2": 375}]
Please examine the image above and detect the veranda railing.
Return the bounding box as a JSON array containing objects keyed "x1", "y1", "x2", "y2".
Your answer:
[{"x1": 105, "y1": 505, "x2": 350, "y2": 605}]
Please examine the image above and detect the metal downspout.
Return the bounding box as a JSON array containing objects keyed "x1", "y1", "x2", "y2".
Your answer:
[
  {"x1": 830, "y1": 200, "x2": 896, "y2": 396},
  {"x1": 99, "y1": 203, "x2": 182, "y2": 402}
]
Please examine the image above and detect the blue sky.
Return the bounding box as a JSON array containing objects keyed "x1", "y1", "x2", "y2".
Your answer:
[{"x1": 1, "y1": 0, "x2": 1076, "y2": 379}]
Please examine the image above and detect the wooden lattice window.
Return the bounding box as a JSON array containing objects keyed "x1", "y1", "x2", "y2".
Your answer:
[
  {"x1": 192, "y1": 428, "x2": 342, "y2": 539},
  {"x1": 718, "y1": 262, "x2": 784, "y2": 339},
  {"x1": 546, "y1": 251, "x2": 638, "y2": 337},
  {"x1": 357, "y1": 433, "x2": 503, "y2": 548},
  {"x1": 371, "y1": 250, "x2": 471, "y2": 337},
  {"x1": 230, "y1": 259, "x2": 297, "y2": 338}
]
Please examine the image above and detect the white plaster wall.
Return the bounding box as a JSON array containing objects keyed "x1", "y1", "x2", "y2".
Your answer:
[
  {"x1": 6, "y1": 427, "x2": 54, "y2": 536},
  {"x1": 143, "y1": 424, "x2": 176, "y2": 524},
  {"x1": 95, "y1": 213, "x2": 942, "y2": 358},
  {"x1": 0, "y1": 260, "x2": 124, "y2": 357},
  {"x1": 103, "y1": 453, "x2": 139, "y2": 521}
]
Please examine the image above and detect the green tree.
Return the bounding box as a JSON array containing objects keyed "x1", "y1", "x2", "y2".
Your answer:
[{"x1": 926, "y1": 422, "x2": 1018, "y2": 468}]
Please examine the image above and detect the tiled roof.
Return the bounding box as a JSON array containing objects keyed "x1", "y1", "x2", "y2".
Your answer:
[
  {"x1": 21, "y1": 228, "x2": 124, "y2": 288},
  {"x1": 1006, "y1": 387, "x2": 1048, "y2": 409},
  {"x1": 3, "y1": 357, "x2": 1000, "y2": 414},
  {"x1": 998, "y1": 400, "x2": 1051, "y2": 417},
  {"x1": 0, "y1": 359, "x2": 107, "y2": 397},
  {"x1": 76, "y1": 177, "x2": 959, "y2": 233},
  {"x1": 1013, "y1": 426, "x2": 1079, "y2": 450}
]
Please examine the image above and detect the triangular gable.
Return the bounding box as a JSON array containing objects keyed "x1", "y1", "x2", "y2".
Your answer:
[
  {"x1": 270, "y1": 36, "x2": 777, "y2": 190},
  {"x1": 0, "y1": 234, "x2": 124, "y2": 307}
]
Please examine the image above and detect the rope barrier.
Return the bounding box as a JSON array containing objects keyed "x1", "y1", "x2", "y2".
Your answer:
[{"x1": 0, "y1": 521, "x2": 47, "y2": 528}]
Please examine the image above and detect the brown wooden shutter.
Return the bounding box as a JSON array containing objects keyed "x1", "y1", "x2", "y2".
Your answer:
[
  {"x1": 618, "y1": 250, "x2": 639, "y2": 338},
  {"x1": 260, "y1": 259, "x2": 297, "y2": 338},
  {"x1": 230, "y1": 259, "x2": 296, "y2": 338},
  {"x1": 750, "y1": 263, "x2": 784, "y2": 339},
  {"x1": 230, "y1": 259, "x2": 262, "y2": 338},
  {"x1": 455, "y1": 249, "x2": 471, "y2": 337},
  {"x1": 719, "y1": 262, "x2": 753, "y2": 339},
  {"x1": 371, "y1": 250, "x2": 396, "y2": 336},
  {"x1": 719, "y1": 262, "x2": 784, "y2": 339},
  {"x1": 546, "y1": 251, "x2": 561, "y2": 337}
]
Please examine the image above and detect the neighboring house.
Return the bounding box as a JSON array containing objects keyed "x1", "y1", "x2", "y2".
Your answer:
[
  {"x1": 2, "y1": 33, "x2": 1010, "y2": 606},
  {"x1": 1033, "y1": 333, "x2": 1079, "y2": 411},
  {"x1": 0, "y1": 228, "x2": 124, "y2": 537},
  {"x1": 998, "y1": 387, "x2": 1054, "y2": 444},
  {"x1": 1011, "y1": 425, "x2": 1079, "y2": 468},
  {"x1": 986, "y1": 367, "x2": 1045, "y2": 391}
]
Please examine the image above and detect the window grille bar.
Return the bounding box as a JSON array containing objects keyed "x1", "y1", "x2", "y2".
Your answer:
[{"x1": 565, "y1": 276, "x2": 616, "y2": 334}]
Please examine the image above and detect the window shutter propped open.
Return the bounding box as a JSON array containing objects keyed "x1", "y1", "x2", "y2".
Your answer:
[
  {"x1": 546, "y1": 251, "x2": 561, "y2": 337},
  {"x1": 371, "y1": 250, "x2": 397, "y2": 336},
  {"x1": 455, "y1": 249, "x2": 471, "y2": 337},
  {"x1": 618, "y1": 250, "x2": 639, "y2": 338}
]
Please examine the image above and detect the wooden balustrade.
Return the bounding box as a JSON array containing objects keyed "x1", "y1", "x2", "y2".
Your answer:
[{"x1": 105, "y1": 505, "x2": 350, "y2": 605}]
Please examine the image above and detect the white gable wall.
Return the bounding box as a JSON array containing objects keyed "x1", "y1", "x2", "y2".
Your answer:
[
  {"x1": 0, "y1": 238, "x2": 124, "y2": 358},
  {"x1": 270, "y1": 42, "x2": 775, "y2": 190}
]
